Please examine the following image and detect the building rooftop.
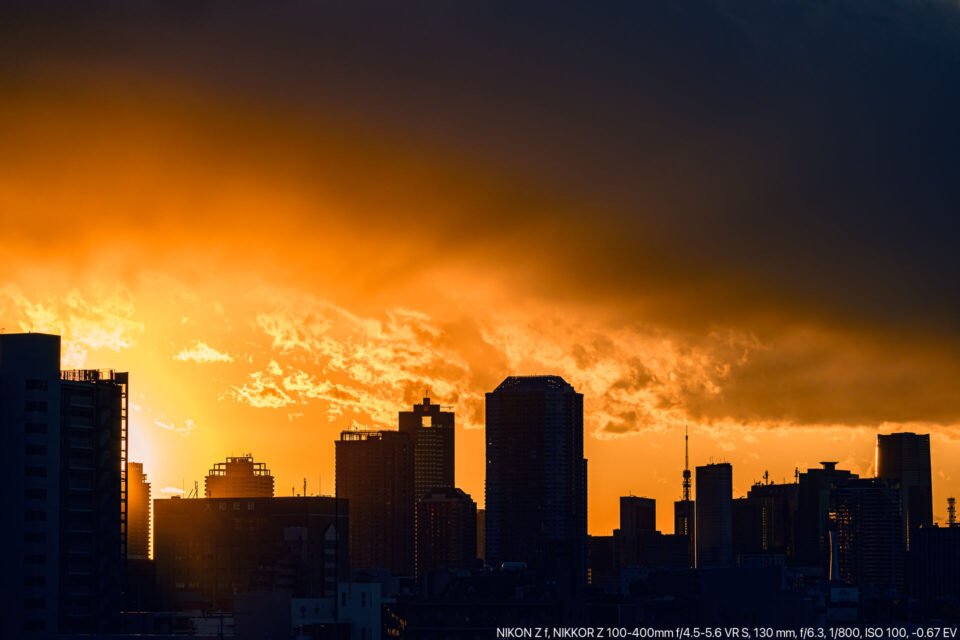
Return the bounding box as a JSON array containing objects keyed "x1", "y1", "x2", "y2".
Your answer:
[{"x1": 492, "y1": 375, "x2": 575, "y2": 393}]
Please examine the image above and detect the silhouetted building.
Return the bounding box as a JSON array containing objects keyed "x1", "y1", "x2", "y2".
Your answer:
[
  {"x1": 399, "y1": 395, "x2": 454, "y2": 500},
  {"x1": 205, "y1": 454, "x2": 274, "y2": 498},
  {"x1": 797, "y1": 461, "x2": 858, "y2": 570},
  {"x1": 127, "y1": 462, "x2": 151, "y2": 559},
  {"x1": 747, "y1": 480, "x2": 799, "y2": 563},
  {"x1": 674, "y1": 499, "x2": 695, "y2": 567},
  {"x1": 621, "y1": 496, "x2": 656, "y2": 537},
  {"x1": 909, "y1": 525, "x2": 960, "y2": 611},
  {"x1": 485, "y1": 376, "x2": 588, "y2": 585},
  {"x1": 877, "y1": 432, "x2": 932, "y2": 542},
  {"x1": 154, "y1": 496, "x2": 348, "y2": 611},
  {"x1": 829, "y1": 478, "x2": 905, "y2": 592},
  {"x1": 696, "y1": 463, "x2": 732, "y2": 567},
  {"x1": 732, "y1": 497, "x2": 765, "y2": 559},
  {"x1": 336, "y1": 429, "x2": 414, "y2": 575},
  {"x1": 477, "y1": 508, "x2": 486, "y2": 563},
  {"x1": 415, "y1": 487, "x2": 477, "y2": 579},
  {"x1": 588, "y1": 535, "x2": 619, "y2": 591},
  {"x1": 0, "y1": 333, "x2": 127, "y2": 636},
  {"x1": 619, "y1": 496, "x2": 656, "y2": 567}
]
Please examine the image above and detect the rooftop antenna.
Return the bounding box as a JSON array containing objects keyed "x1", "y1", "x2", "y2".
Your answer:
[
  {"x1": 303, "y1": 478, "x2": 307, "y2": 497},
  {"x1": 949, "y1": 497, "x2": 957, "y2": 527},
  {"x1": 681, "y1": 424, "x2": 692, "y2": 502}
]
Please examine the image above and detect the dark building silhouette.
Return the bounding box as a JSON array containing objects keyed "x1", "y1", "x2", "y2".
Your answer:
[
  {"x1": 154, "y1": 496, "x2": 348, "y2": 611},
  {"x1": 336, "y1": 429, "x2": 414, "y2": 575},
  {"x1": 415, "y1": 487, "x2": 477, "y2": 579},
  {"x1": 205, "y1": 453, "x2": 274, "y2": 498},
  {"x1": 877, "y1": 432, "x2": 933, "y2": 543},
  {"x1": 127, "y1": 462, "x2": 151, "y2": 560},
  {"x1": 399, "y1": 395, "x2": 454, "y2": 500},
  {"x1": 619, "y1": 496, "x2": 656, "y2": 567},
  {"x1": 485, "y1": 375, "x2": 587, "y2": 584},
  {"x1": 696, "y1": 463, "x2": 732, "y2": 567},
  {"x1": 909, "y1": 525, "x2": 960, "y2": 612},
  {"x1": 588, "y1": 535, "x2": 619, "y2": 591},
  {"x1": 732, "y1": 497, "x2": 765, "y2": 559},
  {"x1": 674, "y1": 499, "x2": 695, "y2": 567},
  {"x1": 746, "y1": 480, "x2": 799, "y2": 563},
  {"x1": 797, "y1": 461, "x2": 858, "y2": 570},
  {"x1": 829, "y1": 478, "x2": 905, "y2": 591},
  {"x1": 621, "y1": 496, "x2": 656, "y2": 537},
  {"x1": 0, "y1": 333, "x2": 127, "y2": 636},
  {"x1": 477, "y1": 508, "x2": 486, "y2": 563}
]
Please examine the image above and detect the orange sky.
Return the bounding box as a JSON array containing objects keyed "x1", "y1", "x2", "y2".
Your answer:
[{"x1": 2, "y1": 3, "x2": 960, "y2": 535}]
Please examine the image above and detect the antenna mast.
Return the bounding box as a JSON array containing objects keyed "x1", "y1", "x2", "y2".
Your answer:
[
  {"x1": 949, "y1": 497, "x2": 957, "y2": 526},
  {"x1": 682, "y1": 424, "x2": 691, "y2": 502}
]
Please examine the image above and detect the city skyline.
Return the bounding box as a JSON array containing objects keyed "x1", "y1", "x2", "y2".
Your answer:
[{"x1": 3, "y1": 330, "x2": 959, "y2": 537}]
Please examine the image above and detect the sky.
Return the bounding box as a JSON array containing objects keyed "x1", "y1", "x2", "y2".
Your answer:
[{"x1": 2, "y1": 0, "x2": 960, "y2": 535}]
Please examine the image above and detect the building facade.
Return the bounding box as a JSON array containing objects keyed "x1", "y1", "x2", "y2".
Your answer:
[
  {"x1": 485, "y1": 375, "x2": 587, "y2": 584},
  {"x1": 415, "y1": 487, "x2": 477, "y2": 579},
  {"x1": 399, "y1": 395, "x2": 454, "y2": 500},
  {"x1": 877, "y1": 432, "x2": 933, "y2": 542},
  {"x1": 0, "y1": 333, "x2": 127, "y2": 636},
  {"x1": 696, "y1": 463, "x2": 733, "y2": 567},
  {"x1": 128, "y1": 461, "x2": 151, "y2": 559},
  {"x1": 154, "y1": 496, "x2": 348, "y2": 611},
  {"x1": 336, "y1": 430, "x2": 414, "y2": 575}
]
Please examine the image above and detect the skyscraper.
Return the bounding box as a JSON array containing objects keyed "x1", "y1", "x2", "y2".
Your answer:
[
  {"x1": 619, "y1": 496, "x2": 656, "y2": 567},
  {"x1": 877, "y1": 432, "x2": 933, "y2": 540},
  {"x1": 829, "y1": 478, "x2": 905, "y2": 591},
  {"x1": 127, "y1": 462, "x2": 151, "y2": 559},
  {"x1": 696, "y1": 463, "x2": 733, "y2": 567},
  {"x1": 415, "y1": 487, "x2": 477, "y2": 579},
  {"x1": 485, "y1": 375, "x2": 587, "y2": 583},
  {"x1": 204, "y1": 454, "x2": 275, "y2": 498},
  {"x1": 0, "y1": 333, "x2": 127, "y2": 636},
  {"x1": 399, "y1": 395, "x2": 454, "y2": 500},
  {"x1": 336, "y1": 429, "x2": 414, "y2": 575}
]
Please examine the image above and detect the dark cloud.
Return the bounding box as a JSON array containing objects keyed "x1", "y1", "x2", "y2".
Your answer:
[{"x1": 2, "y1": 0, "x2": 960, "y2": 429}]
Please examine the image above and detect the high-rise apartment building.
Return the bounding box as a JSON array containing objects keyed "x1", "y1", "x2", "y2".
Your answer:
[
  {"x1": 415, "y1": 487, "x2": 477, "y2": 579},
  {"x1": 829, "y1": 478, "x2": 905, "y2": 591},
  {"x1": 204, "y1": 454, "x2": 275, "y2": 498},
  {"x1": 485, "y1": 376, "x2": 587, "y2": 583},
  {"x1": 336, "y1": 430, "x2": 414, "y2": 575},
  {"x1": 877, "y1": 432, "x2": 933, "y2": 541},
  {"x1": 0, "y1": 333, "x2": 127, "y2": 636},
  {"x1": 399, "y1": 396, "x2": 454, "y2": 500},
  {"x1": 127, "y1": 462, "x2": 151, "y2": 559},
  {"x1": 696, "y1": 463, "x2": 733, "y2": 567},
  {"x1": 746, "y1": 481, "x2": 799, "y2": 563}
]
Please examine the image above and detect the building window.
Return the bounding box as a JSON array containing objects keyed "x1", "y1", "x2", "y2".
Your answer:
[
  {"x1": 24, "y1": 576, "x2": 46, "y2": 587},
  {"x1": 342, "y1": 592, "x2": 347, "y2": 607},
  {"x1": 25, "y1": 554, "x2": 47, "y2": 565},
  {"x1": 24, "y1": 598, "x2": 45, "y2": 609},
  {"x1": 233, "y1": 502, "x2": 241, "y2": 510},
  {"x1": 24, "y1": 532, "x2": 46, "y2": 543},
  {"x1": 24, "y1": 621, "x2": 45, "y2": 632},
  {"x1": 25, "y1": 422, "x2": 48, "y2": 434},
  {"x1": 25, "y1": 510, "x2": 47, "y2": 521},
  {"x1": 219, "y1": 503, "x2": 227, "y2": 511},
  {"x1": 25, "y1": 444, "x2": 47, "y2": 456},
  {"x1": 25, "y1": 401, "x2": 48, "y2": 413},
  {"x1": 25, "y1": 488, "x2": 47, "y2": 500},
  {"x1": 248, "y1": 502, "x2": 255, "y2": 510},
  {"x1": 25, "y1": 466, "x2": 48, "y2": 478},
  {"x1": 26, "y1": 379, "x2": 49, "y2": 391},
  {"x1": 361, "y1": 592, "x2": 366, "y2": 607}
]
